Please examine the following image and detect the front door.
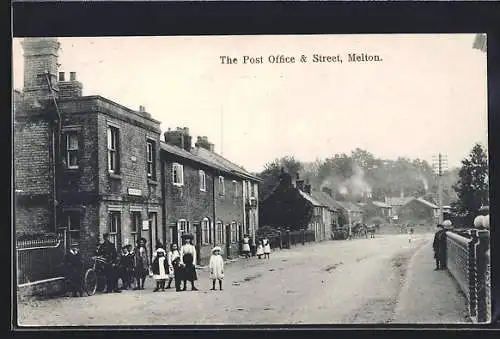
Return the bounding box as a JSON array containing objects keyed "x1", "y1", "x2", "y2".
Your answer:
[
  {"x1": 194, "y1": 222, "x2": 202, "y2": 265},
  {"x1": 225, "y1": 224, "x2": 231, "y2": 258},
  {"x1": 171, "y1": 223, "x2": 179, "y2": 247}
]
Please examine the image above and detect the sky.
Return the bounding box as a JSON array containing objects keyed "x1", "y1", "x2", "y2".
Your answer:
[{"x1": 12, "y1": 34, "x2": 488, "y2": 173}]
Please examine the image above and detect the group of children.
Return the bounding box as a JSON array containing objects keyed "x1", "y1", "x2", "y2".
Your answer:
[{"x1": 255, "y1": 238, "x2": 271, "y2": 259}]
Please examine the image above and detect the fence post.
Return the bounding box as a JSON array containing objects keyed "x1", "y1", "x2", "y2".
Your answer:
[
  {"x1": 302, "y1": 229, "x2": 305, "y2": 245},
  {"x1": 476, "y1": 230, "x2": 490, "y2": 323},
  {"x1": 468, "y1": 229, "x2": 478, "y2": 320}
]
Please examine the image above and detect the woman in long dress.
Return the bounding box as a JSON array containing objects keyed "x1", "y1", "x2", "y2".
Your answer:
[
  {"x1": 151, "y1": 248, "x2": 168, "y2": 292},
  {"x1": 256, "y1": 240, "x2": 264, "y2": 259},
  {"x1": 180, "y1": 235, "x2": 198, "y2": 291}
]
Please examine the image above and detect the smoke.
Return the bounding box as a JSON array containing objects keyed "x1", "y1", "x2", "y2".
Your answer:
[
  {"x1": 417, "y1": 173, "x2": 429, "y2": 191},
  {"x1": 320, "y1": 163, "x2": 372, "y2": 199}
]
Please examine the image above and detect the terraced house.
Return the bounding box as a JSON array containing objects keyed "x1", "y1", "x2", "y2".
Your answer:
[
  {"x1": 161, "y1": 128, "x2": 261, "y2": 265},
  {"x1": 14, "y1": 38, "x2": 261, "y2": 276}
]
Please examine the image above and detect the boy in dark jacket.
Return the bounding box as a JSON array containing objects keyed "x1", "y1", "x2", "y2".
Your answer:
[
  {"x1": 64, "y1": 242, "x2": 84, "y2": 297},
  {"x1": 433, "y1": 224, "x2": 447, "y2": 270}
]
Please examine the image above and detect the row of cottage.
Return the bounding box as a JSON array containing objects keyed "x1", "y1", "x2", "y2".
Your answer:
[
  {"x1": 259, "y1": 169, "x2": 444, "y2": 238},
  {"x1": 14, "y1": 38, "x2": 260, "y2": 265}
]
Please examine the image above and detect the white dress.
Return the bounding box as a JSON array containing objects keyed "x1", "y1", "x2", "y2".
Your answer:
[
  {"x1": 209, "y1": 254, "x2": 224, "y2": 280},
  {"x1": 154, "y1": 256, "x2": 168, "y2": 280},
  {"x1": 256, "y1": 244, "x2": 264, "y2": 256},
  {"x1": 167, "y1": 250, "x2": 180, "y2": 278},
  {"x1": 242, "y1": 237, "x2": 251, "y2": 252},
  {"x1": 263, "y1": 239, "x2": 271, "y2": 254}
]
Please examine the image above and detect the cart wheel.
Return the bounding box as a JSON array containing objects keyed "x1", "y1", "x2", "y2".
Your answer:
[{"x1": 84, "y1": 269, "x2": 97, "y2": 296}]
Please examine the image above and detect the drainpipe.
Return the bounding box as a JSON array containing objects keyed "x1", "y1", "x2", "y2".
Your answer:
[
  {"x1": 45, "y1": 73, "x2": 61, "y2": 236},
  {"x1": 212, "y1": 170, "x2": 217, "y2": 245}
]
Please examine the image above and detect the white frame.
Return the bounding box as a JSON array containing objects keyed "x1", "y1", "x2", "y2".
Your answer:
[
  {"x1": 201, "y1": 218, "x2": 210, "y2": 245},
  {"x1": 216, "y1": 221, "x2": 223, "y2": 244},
  {"x1": 172, "y1": 163, "x2": 184, "y2": 186},
  {"x1": 66, "y1": 132, "x2": 79, "y2": 169},
  {"x1": 232, "y1": 180, "x2": 238, "y2": 198},
  {"x1": 130, "y1": 211, "x2": 141, "y2": 246},
  {"x1": 107, "y1": 126, "x2": 119, "y2": 173},
  {"x1": 230, "y1": 221, "x2": 237, "y2": 243},
  {"x1": 178, "y1": 219, "x2": 188, "y2": 233},
  {"x1": 218, "y1": 176, "x2": 225, "y2": 196},
  {"x1": 146, "y1": 140, "x2": 154, "y2": 178},
  {"x1": 199, "y1": 170, "x2": 206, "y2": 191}
]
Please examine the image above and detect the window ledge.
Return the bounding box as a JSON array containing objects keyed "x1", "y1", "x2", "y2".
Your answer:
[
  {"x1": 148, "y1": 179, "x2": 158, "y2": 186},
  {"x1": 109, "y1": 172, "x2": 122, "y2": 180},
  {"x1": 173, "y1": 183, "x2": 184, "y2": 188}
]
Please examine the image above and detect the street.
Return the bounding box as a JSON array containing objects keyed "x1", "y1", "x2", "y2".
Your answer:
[{"x1": 17, "y1": 233, "x2": 467, "y2": 326}]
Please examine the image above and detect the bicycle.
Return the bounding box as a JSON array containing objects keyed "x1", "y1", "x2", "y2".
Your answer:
[{"x1": 83, "y1": 255, "x2": 108, "y2": 296}]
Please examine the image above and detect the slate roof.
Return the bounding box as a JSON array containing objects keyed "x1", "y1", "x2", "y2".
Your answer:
[
  {"x1": 160, "y1": 142, "x2": 261, "y2": 182},
  {"x1": 385, "y1": 197, "x2": 413, "y2": 207},
  {"x1": 298, "y1": 190, "x2": 324, "y2": 207},
  {"x1": 310, "y1": 191, "x2": 340, "y2": 212},
  {"x1": 371, "y1": 201, "x2": 392, "y2": 209},
  {"x1": 192, "y1": 147, "x2": 261, "y2": 182},
  {"x1": 332, "y1": 200, "x2": 364, "y2": 213}
]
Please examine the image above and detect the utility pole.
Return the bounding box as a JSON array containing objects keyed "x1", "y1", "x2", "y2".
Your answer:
[{"x1": 432, "y1": 153, "x2": 448, "y2": 224}]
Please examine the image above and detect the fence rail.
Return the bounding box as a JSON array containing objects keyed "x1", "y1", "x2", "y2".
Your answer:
[
  {"x1": 16, "y1": 237, "x2": 66, "y2": 286},
  {"x1": 446, "y1": 229, "x2": 490, "y2": 323}
]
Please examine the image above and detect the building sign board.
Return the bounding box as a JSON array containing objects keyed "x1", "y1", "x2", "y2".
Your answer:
[{"x1": 128, "y1": 188, "x2": 142, "y2": 196}]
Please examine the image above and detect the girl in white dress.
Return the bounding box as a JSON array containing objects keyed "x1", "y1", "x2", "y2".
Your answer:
[
  {"x1": 209, "y1": 246, "x2": 224, "y2": 291},
  {"x1": 263, "y1": 237, "x2": 271, "y2": 259},
  {"x1": 151, "y1": 248, "x2": 168, "y2": 292},
  {"x1": 166, "y1": 243, "x2": 181, "y2": 290},
  {"x1": 256, "y1": 240, "x2": 264, "y2": 259}
]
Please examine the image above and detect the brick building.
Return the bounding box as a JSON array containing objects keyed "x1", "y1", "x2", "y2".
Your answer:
[
  {"x1": 15, "y1": 38, "x2": 163, "y2": 258},
  {"x1": 14, "y1": 37, "x2": 261, "y2": 266},
  {"x1": 161, "y1": 128, "x2": 261, "y2": 265}
]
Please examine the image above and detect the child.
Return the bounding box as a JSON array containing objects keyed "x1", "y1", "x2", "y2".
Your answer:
[
  {"x1": 151, "y1": 248, "x2": 168, "y2": 292},
  {"x1": 256, "y1": 240, "x2": 264, "y2": 259},
  {"x1": 118, "y1": 246, "x2": 130, "y2": 290},
  {"x1": 263, "y1": 237, "x2": 271, "y2": 259},
  {"x1": 209, "y1": 246, "x2": 224, "y2": 291},
  {"x1": 408, "y1": 227, "x2": 414, "y2": 243},
  {"x1": 167, "y1": 243, "x2": 183, "y2": 291}
]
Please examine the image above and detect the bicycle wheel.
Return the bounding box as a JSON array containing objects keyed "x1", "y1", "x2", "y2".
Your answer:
[{"x1": 84, "y1": 268, "x2": 98, "y2": 296}]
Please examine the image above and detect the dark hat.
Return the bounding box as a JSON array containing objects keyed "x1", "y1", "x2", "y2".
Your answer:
[
  {"x1": 140, "y1": 237, "x2": 147, "y2": 243},
  {"x1": 181, "y1": 233, "x2": 194, "y2": 240}
]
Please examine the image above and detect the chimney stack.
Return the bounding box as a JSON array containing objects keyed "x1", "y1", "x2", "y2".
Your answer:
[
  {"x1": 139, "y1": 105, "x2": 146, "y2": 112},
  {"x1": 58, "y1": 71, "x2": 83, "y2": 99},
  {"x1": 22, "y1": 38, "x2": 60, "y2": 103},
  {"x1": 195, "y1": 135, "x2": 215, "y2": 152},
  {"x1": 304, "y1": 184, "x2": 312, "y2": 194},
  {"x1": 296, "y1": 179, "x2": 305, "y2": 191},
  {"x1": 322, "y1": 187, "x2": 333, "y2": 197},
  {"x1": 164, "y1": 127, "x2": 192, "y2": 151}
]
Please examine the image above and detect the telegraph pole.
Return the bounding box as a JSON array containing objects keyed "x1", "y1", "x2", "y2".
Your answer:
[{"x1": 432, "y1": 153, "x2": 447, "y2": 224}]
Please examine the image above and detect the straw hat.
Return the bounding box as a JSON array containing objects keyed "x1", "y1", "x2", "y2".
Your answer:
[{"x1": 212, "y1": 246, "x2": 222, "y2": 253}]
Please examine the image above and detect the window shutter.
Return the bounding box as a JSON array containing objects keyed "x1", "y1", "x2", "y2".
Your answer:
[{"x1": 60, "y1": 133, "x2": 68, "y2": 167}]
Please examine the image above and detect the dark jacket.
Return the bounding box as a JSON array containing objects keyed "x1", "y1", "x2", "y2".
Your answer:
[
  {"x1": 151, "y1": 255, "x2": 169, "y2": 275},
  {"x1": 63, "y1": 251, "x2": 84, "y2": 282},
  {"x1": 97, "y1": 240, "x2": 118, "y2": 264},
  {"x1": 433, "y1": 229, "x2": 447, "y2": 258}
]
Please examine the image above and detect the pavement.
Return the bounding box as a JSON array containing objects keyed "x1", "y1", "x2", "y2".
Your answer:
[
  {"x1": 16, "y1": 233, "x2": 469, "y2": 326},
  {"x1": 391, "y1": 237, "x2": 470, "y2": 324}
]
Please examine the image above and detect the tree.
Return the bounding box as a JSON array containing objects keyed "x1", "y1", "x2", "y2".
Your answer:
[
  {"x1": 452, "y1": 143, "x2": 489, "y2": 224},
  {"x1": 258, "y1": 156, "x2": 303, "y2": 200}
]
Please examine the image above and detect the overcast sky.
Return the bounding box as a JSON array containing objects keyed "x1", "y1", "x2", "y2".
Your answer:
[{"x1": 12, "y1": 34, "x2": 488, "y2": 173}]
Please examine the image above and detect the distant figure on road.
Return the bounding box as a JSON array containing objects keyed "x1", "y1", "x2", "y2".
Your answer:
[
  {"x1": 209, "y1": 246, "x2": 224, "y2": 291},
  {"x1": 167, "y1": 243, "x2": 182, "y2": 291},
  {"x1": 97, "y1": 233, "x2": 121, "y2": 293},
  {"x1": 133, "y1": 238, "x2": 149, "y2": 290},
  {"x1": 263, "y1": 237, "x2": 271, "y2": 259},
  {"x1": 433, "y1": 224, "x2": 447, "y2": 270},
  {"x1": 256, "y1": 240, "x2": 264, "y2": 259},
  {"x1": 242, "y1": 234, "x2": 251, "y2": 258},
  {"x1": 180, "y1": 234, "x2": 198, "y2": 291},
  {"x1": 408, "y1": 227, "x2": 414, "y2": 243},
  {"x1": 63, "y1": 242, "x2": 84, "y2": 297}
]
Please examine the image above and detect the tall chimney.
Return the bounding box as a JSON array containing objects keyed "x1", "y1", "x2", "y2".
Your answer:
[
  {"x1": 164, "y1": 127, "x2": 191, "y2": 151},
  {"x1": 22, "y1": 38, "x2": 60, "y2": 103},
  {"x1": 304, "y1": 184, "x2": 311, "y2": 194},
  {"x1": 296, "y1": 179, "x2": 305, "y2": 191},
  {"x1": 322, "y1": 187, "x2": 333, "y2": 197}
]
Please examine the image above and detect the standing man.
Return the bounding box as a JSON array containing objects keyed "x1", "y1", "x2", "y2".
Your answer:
[
  {"x1": 433, "y1": 224, "x2": 447, "y2": 270},
  {"x1": 63, "y1": 242, "x2": 84, "y2": 297},
  {"x1": 97, "y1": 233, "x2": 121, "y2": 293}
]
